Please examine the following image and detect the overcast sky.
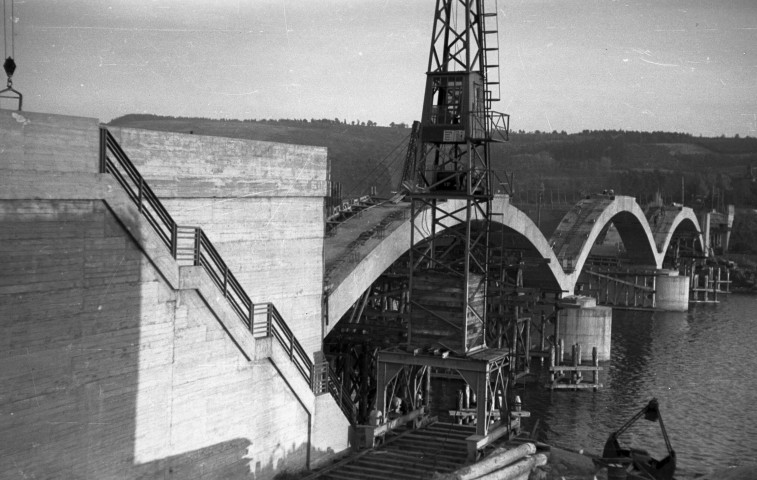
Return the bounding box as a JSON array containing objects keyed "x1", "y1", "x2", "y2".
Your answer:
[{"x1": 3, "y1": 0, "x2": 756, "y2": 136}]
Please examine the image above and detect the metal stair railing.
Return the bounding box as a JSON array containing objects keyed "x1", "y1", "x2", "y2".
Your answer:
[
  {"x1": 312, "y1": 358, "x2": 358, "y2": 424},
  {"x1": 98, "y1": 127, "x2": 356, "y2": 419},
  {"x1": 99, "y1": 128, "x2": 178, "y2": 256},
  {"x1": 177, "y1": 226, "x2": 255, "y2": 327},
  {"x1": 252, "y1": 303, "x2": 313, "y2": 383}
]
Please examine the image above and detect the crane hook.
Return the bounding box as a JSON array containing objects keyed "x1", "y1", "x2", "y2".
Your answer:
[{"x1": 4, "y1": 56, "x2": 15, "y2": 87}]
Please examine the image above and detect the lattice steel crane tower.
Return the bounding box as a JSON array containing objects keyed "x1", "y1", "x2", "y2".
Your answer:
[{"x1": 402, "y1": 0, "x2": 510, "y2": 354}]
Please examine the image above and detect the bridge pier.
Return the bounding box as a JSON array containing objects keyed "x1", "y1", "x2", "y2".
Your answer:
[
  {"x1": 556, "y1": 296, "x2": 612, "y2": 361},
  {"x1": 655, "y1": 269, "x2": 690, "y2": 311}
]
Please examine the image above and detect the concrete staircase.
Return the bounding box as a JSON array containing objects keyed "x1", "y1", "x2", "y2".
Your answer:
[
  {"x1": 98, "y1": 126, "x2": 359, "y2": 423},
  {"x1": 0, "y1": 109, "x2": 352, "y2": 477}
]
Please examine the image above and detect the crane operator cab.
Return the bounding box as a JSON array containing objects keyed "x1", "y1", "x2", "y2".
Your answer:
[{"x1": 420, "y1": 72, "x2": 487, "y2": 194}]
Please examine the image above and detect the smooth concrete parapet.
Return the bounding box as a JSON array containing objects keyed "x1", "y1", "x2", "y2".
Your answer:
[
  {"x1": 107, "y1": 126, "x2": 329, "y2": 198},
  {"x1": 557, "y1": 296, "x2": 612, "y2": 361},
  {"x1": 0, "y1": 109, "x2": 100, "y2": 173},
  {"x1": 655, "y1": 270, "x2": 690, "y2": 311}
]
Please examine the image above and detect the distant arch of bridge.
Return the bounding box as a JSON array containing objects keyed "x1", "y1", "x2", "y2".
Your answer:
[{"x1": 324, "y1": 194, "x2": 703, "y2": 334}]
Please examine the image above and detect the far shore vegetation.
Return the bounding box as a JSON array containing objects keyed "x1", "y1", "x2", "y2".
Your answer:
[{"x1": 109, "y1": 114, "x2": 757, "y2": 261}]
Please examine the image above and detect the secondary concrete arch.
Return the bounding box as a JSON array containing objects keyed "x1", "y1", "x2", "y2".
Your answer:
[
  {"x1": 550, "y1": 195, "x2": 659, "y2": 287},
  {"x1": 647, "y1": 205, "x2": 704, "y2": 257},
  {"x1": 487, "y1": 199, "x2": 569, "y2": 292}
]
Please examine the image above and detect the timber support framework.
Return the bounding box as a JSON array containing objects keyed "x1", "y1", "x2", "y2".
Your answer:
[{"x1": 376, "y1": 346, "x2": 523, "y2": 460}]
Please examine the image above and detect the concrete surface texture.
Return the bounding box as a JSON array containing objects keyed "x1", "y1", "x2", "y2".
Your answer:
[
  {"x1": 655, "y1": 272, "x2": 691, "y2": 311},
  {"x1": 557, "y1": 300, "x2": 613, "y2": 361},
  {"x1": 0, "y1": 109, "x2": 348, "y2": 479},
  {"x1": 108, "y1": 126, "x2": 329, "y2": 356}
]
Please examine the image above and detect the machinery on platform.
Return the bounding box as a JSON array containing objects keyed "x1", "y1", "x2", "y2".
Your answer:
[{"x1": 601, "y1": 398, "x2": 676, "y2": 480}]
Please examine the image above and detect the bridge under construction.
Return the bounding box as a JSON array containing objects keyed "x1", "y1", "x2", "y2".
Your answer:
[
  {"x1": 0, "y1": 0, "x2": 724, "y2": 478},
  {"x1": 0, "y1": 108, "x2": 713, "y2": 479}
]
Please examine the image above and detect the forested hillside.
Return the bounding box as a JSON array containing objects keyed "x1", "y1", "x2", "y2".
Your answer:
[
  {"x1": 109, "y1": 115, "x2": 757, "y2": 210},
  {"x1": 494, "y1": 130, "x2": 757, "y2": 209},
  {"x1": 108, "y1": 115, "x2": 411, "y2": 200}
]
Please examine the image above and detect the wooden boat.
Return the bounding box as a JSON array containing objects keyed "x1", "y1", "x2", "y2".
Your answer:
[{"x1": 600, "y1": 398, "x2": 676, "y2": 480}]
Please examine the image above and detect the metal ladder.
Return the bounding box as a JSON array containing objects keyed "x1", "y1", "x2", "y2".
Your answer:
[{"x1": 481, "y1": 0, "x2": 501, "y2": 110}]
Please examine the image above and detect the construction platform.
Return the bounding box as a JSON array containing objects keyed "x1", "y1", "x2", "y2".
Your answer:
[{"x1": 306, "y1": 422, "x2": 475, "y2": 480}]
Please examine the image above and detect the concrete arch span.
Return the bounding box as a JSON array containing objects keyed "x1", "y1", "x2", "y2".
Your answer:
[
  {"x1": 324, "y1": 194, "x2": 703, "y2": 333},
  {"x1": 647, "y1": 205, "x2": 704, "y2": 261},
  {"x1": 549, "y1": 195, "x2": 660, "y2": 288},
  {"x1": 325, "y1": 196, "x2": 568, "y2": 335}
]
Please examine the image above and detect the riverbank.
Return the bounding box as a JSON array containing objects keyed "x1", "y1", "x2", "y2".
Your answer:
[{"x1": 721, "y1": 254, "x2": 757, "y2": 293}]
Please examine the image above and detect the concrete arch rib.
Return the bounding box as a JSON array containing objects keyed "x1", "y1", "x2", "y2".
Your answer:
[
  {"x1": 324, "y1": 196, "x2": 568, "y2": 336},
  {"x1": 647, "y1": 205, "x2": 704, "y2": 257},
  {"x1": 490, "y1": 198, "x2": 569, "y2": 293},
  {"x1": 324, "y1": 194, "x2": 703, "y2": 333},
  {"x1": 549, "y1": 195, "x2": 659, "y2": 286},
  {"x1": 326, "y1": 201, "x2": 449, "y2": 335}
]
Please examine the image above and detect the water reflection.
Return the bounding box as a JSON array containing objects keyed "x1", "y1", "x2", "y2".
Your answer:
[{"x1": 518, "y1": 295, "x2": 757, "y2": 477}]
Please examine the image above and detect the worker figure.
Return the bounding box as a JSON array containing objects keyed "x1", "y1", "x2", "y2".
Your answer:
[
  {"x1": 388, "y1": 395, "x2": 403, "y2": 419},
  {"x1": 368, "y1": 406, "x2": 383, "y2": 426}
]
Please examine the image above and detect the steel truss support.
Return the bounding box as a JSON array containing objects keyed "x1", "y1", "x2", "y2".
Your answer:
[
  {"x1": 323, "y1": 272, "x2": 408, "y2": 424},
  {"x1": 402, "y1": 0, "x2": 507, "y2": 356},
  {"x1": 377, "y1": 348, "x2": 511, "y2": 437},
  {"x1": 408, "y1": 196, "x2": 490, "y2": 354}
]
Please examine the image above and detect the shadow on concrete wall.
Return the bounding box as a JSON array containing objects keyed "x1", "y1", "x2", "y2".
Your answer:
[
  {"x1": 134, "y1": 437, "x2": 337, "y2": 479},
  {"x1": 0, "y1": 200, "x2": 146, "y2": 477},
  {"x1": 0, "y1": 199, "x2": 324, "y2": 479},
  {"x1": 135, "y1": 438, "x2": 254, "y2": 478}
]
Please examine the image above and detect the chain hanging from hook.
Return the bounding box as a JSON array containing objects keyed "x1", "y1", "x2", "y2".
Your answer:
[{"x1": 1, "y1": 0, "x2": 22, "y2": 110}]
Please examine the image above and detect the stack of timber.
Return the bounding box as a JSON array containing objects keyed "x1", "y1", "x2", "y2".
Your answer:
[
  {"x1": 409, "y1": 271, "x2": 486, "y2": 353},
  {"x1": 432, "y1": 442, "x2": 547, "y2": 480},
  {"x1": 310, "y1": 423, "x2": 473, "y2": 479},
  {"x1": 546, "y1": 342, "x2": 602, "y2": 391}
]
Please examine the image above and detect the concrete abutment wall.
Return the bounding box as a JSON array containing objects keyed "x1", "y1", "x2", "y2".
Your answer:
[
  {"x1": 107, "y1": 126, "x2": 329, "y2": 357},
  {"x1": 0, "y1": 199, "x2": 312, "y2": 478},
  {"x1": 0, "y1": 109, "x2": 347, "y2": 479}
]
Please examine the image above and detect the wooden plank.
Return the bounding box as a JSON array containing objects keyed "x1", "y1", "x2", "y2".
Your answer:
[
  {"x1": 550, "y1": 383, "x2": 603, "y2": 390},
  {"x1": 549, "y1": 365, "x2": 604, "y2": 372}
]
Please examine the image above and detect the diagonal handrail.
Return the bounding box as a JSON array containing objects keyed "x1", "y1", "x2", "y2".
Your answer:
[
  {"x1": 98, "y1": 127, "x2": 347, "y2": 406},
  {"x1": 252, "y1": 303, "x2": 313, "y2": 382},
  {"x1": 100, "y1": 128, "x2": 178, "y2": 255},
  {"x1": 327, "y1": 365, "x2": 358, "y2": 424},
  {"x1": 312, "y1": 356, "x2": 358, "y2": 424}
]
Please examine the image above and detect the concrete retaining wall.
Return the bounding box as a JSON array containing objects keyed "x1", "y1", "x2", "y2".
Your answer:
[
  {"x1": 0, "y1": 199, "x2": 310, "y2": 479},
  {"x1": 0, "y1": 109, "x2": 349, "y2": 479},
  {"x1": 108, "y1": 127, "x2": 328, "y2": 356}
]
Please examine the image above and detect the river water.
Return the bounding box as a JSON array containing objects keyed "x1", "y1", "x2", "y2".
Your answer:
[{"x1": 516, "y1": 293, "x2": 757, "y2": 477}]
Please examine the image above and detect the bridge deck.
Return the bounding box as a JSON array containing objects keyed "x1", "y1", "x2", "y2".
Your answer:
[{"x1": 324, "y1": 201, "x2": 410, "y2": 288}]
